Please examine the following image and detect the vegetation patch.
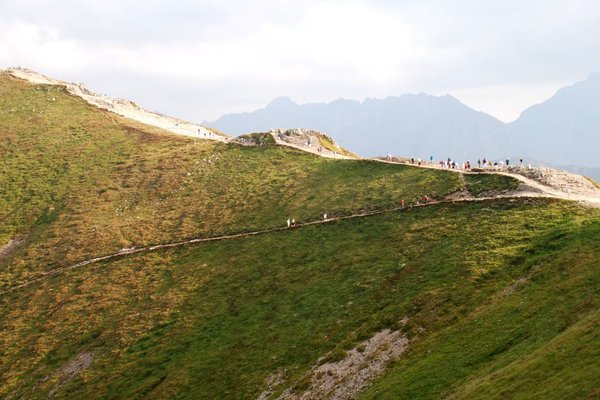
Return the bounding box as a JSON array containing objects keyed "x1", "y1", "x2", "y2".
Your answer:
[{"x1": 464, "y1": 173, "x2": 520, "y2": 196}]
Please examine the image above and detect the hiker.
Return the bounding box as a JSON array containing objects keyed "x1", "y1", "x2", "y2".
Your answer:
[
  {"x1": 291, "y1": 218, "x2": 296, "y2": 227},
  {"x1": 387, "y1": 153, "x2": 392, "y2": 161},
  {"x1": 415, "y1": 197, "x2": 420, "y2": 206},
  {"x1": 411, "y1": 157, "x2": 415, "y2": 164},
  {"x1": 323, "y1": 213, "x2": 328, "y2": 221},
  {"x1": 423, "y1": 195, "x2": 430, "y2": 203},
  {"x1": 418, "y1": 158, "x2": 422, "y2": 166},
  {"x1": 506, "y1": 158, "x2": 510, "y2": 166},
  {"x1": 430, "y1": 155, "x2": 433, "y2": 163},
  {"x1": 401, "y1": 199, "x2": 405, "y2": 208},
  {"x1": 477, "y1": 159, "x2": 481, "y2": 168},
  {"x1": 287, "y1": 219, "x2": 291, "y2": 228},
  {"x1": 520, "y1": 158, "x2": 524, "y2": 166}
]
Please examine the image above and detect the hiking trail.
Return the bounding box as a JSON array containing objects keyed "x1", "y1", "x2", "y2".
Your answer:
[
  {"x1": 371, "y1": 158, "x2": 600, "y2": 206},
  {"x1": 0, "y1": 194, "x2": 568, "y2": 297}
]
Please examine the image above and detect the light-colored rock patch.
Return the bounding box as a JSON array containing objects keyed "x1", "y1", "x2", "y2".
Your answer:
[
  {"x1": 274, "y1": 328, "x2": 408, "y2": 400},
  {"x1": 0, "y1": 236, "x2": 25, "y2": 259},
  {"x1": 47, "y1": 351, "x2": 94, "y2": 398}
]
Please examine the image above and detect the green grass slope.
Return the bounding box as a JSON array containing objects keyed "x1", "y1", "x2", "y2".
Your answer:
[
  {"x1": 2, "y1": 73, "x2": 598, "y2": 400},
  {"x1": 0, "y1": 73, "x2": 464, "y2": 289},
  {"x1": 1, "y1": 200, "x2": 599, "y2": 399}
]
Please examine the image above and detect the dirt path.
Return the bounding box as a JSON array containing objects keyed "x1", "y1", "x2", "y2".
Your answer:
[
  {"x1": 0, "y1": 195, "x2": 557, "y2": 297},
  {"x1": 370, "y1": 158, "x2": 600, "y2": 206},
  {"x1": 6, "y1": 68, "x2": 228, "y2": 142}
]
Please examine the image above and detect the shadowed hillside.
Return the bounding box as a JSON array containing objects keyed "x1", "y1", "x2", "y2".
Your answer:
[{"x1": 2, "y1": 72, "x2": 600, "y2": 400}]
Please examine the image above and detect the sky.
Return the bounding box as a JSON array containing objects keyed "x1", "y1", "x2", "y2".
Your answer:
[{"x1": 1, "y1": 0, "x2": 599, "y2": 123}]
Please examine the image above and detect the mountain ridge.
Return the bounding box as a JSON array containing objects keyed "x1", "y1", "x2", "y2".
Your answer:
[
  {"x1": 206, "y1": 73, "x2": 600, "y2": 175},
  {"x1": 3, "y1": 70, "x2": 600, "y2": 399},
  {"x1": 205, "y1": 92, "x2": 506, "y2": 162}
]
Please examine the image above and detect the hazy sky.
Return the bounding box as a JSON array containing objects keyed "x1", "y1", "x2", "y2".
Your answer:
[{"x1": 1, "y1": 0, "x2": 599, "y2": 122}]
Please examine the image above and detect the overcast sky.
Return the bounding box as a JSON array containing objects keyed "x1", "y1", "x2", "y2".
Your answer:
[{"x1": 1, "y1": 0, "x2": 599, "y2": 122}]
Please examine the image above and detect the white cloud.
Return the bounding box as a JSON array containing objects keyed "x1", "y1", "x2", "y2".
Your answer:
[{"x1": 0, "y1": 0, "x2": 599, "y2": 121}]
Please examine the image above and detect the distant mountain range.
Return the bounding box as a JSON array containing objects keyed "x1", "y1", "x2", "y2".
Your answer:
[{"x1": 205, "y1": 73, "x2": 600, "y2": 179}]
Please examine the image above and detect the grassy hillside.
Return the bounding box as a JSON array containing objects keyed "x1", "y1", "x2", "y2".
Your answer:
[
  {"x1": 0, "y1": 73, "x2": 466, "y2": 289},
  {"x1": 1, "y1": 199, "x2": 599, "y2": 399},
  {"x1": 2, "y1": 73, "x2": 599, "y2": 400}
]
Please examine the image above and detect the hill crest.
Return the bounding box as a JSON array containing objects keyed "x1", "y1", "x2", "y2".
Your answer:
[{"x1": 5, "y1": 67, "x2": 227, "y2": 142}]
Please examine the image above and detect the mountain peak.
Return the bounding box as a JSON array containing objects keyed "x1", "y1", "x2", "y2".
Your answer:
[
  {"x1": 586, "y1": 71, "x2": 600, "y2": 83},
  {"x1": 267, "y1": 96, "x2": 296, "y2": 108}
]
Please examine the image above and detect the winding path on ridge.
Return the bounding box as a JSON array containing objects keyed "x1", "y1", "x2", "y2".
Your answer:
[
  {"x1": 4, "y1": 67, "x2": 600, "y2": 297},
  {"x1": 370, "y1": 158, "x2": 600, "y2": 206},
  {"x1": 0, "y1": 191, "x2": 581, "y2": 297}
]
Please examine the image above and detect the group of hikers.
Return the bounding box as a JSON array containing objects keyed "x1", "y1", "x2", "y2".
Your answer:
[
  {"x1": 285, "y1": 196, "x2": 433, "y2": 228},
  {"x1": 438, "y1": 157, "x2": 525, "y2": 170},
  {"x1": 286, "y1": 212, "x2": 329, "y2": 228},
  {"x1": 195, "y1": 127, "x2": 214, "y2": 138},
  {"x1": 401, "y1": 155, "x2": 528, "y2": 171}
]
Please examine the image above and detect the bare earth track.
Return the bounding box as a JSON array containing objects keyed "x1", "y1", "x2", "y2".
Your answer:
[
  {"x1": 0, "y1": 192, "x2": 583, "y2": 297},
  {"x1": 3, "y1": 67, "x2": 600, "y2": 296},
  {"x1": 371, "y1": 158, "x2": 600, "y2": 206},
  {"x1": 5, "y1": 67, "x2": 227, "y2": 141}
]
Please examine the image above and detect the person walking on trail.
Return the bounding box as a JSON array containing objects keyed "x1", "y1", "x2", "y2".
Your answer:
[
  {"x1": 401, "y1": 199, "x2": 405, "y2": 208},
  {"x1": 430, "y1": 155, "x2": 433, "y2": 163},
  {"x1": 520, "y1": 158, "x2": 524, "y2": 166},
  {"x1": 287, "y1": 219, "x2": 291, "y2": 228},
  {"x1": 323, "y1": 213, "x2": 328, "y2": 221},
  {"x1": 506, "y1": 158, "x2": 510, "y2": 166},
  {"x1": 477, "y1": 159, "x2": 481, "y2": 168}
]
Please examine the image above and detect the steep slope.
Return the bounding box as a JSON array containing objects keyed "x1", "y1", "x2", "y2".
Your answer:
[
  {"x1": 2, "y1": 71, "x2": 600, "y2": 400},
  {"x1": 2, "y1": 199, "x2": 599, "y2": 399},
  {"x1": 205, "y1": 95, "x2": 507, "y2": 161},
  {"x1": 508, "y1": 72, "x2": 600, "y2": 168},
  {"x1": 6, "y1": 67, "x2": 226, "y2": 141},
  {"x1": 0, "y1": 72, "x2": 462, "y2": 290}
]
